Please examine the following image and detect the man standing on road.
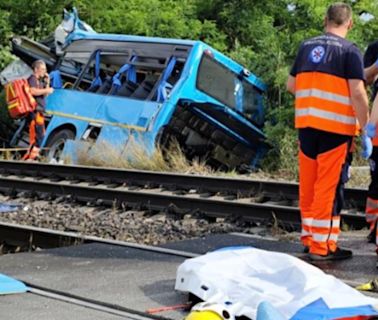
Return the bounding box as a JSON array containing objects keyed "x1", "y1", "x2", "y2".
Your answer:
[
  {"x1": 24, "y1": 59, "x2": 54, "y2": 160},
  {"x1": 364, "y1": 42, "x2": 378, "y2": 101},
  {"x1": 287, "y1": 3, "x2": 371, "y2": 260},
  {"x1": 362, "y1": 41, "x2": 378, "y2": 252}
]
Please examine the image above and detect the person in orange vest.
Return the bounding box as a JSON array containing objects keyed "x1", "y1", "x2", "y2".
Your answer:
[
  {"x1": 23, "y1": 60, "x2": 54, "y2": 160},
  {"x1": 362, "y1": 43, "x2": 378, "y2": 254},
  {"x1": 287, "y1": 3, "x2": 372, "y2": 260}
]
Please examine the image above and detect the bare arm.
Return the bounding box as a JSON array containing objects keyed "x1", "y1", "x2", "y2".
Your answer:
[
  {"x1": 365, "y1": 64, "x2": 378, "y2": 85},
  {"x1": 286, "y1": 75, "x2": 296, "y2": 95},
  {"x1": 348, "y1": 79, "x2": 369, "y2": 129},
  {"x1": 30, "y1": 86, "x2": 53, "y2": 96}
]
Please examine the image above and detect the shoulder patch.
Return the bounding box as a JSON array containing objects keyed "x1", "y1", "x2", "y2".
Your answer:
[{"x1": 309, "y1": 46, "x2": 325, "y2": 64}]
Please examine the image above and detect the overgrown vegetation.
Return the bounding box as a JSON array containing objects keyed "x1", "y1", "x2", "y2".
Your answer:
[
  {"x1": 0, "y1": 0, "x2": 377, "y2": 177},
  {"x1": 0, "y1": 91, "x2": 13, "y2": 146},
  {"x1": 73, "y1": 139, "x2": 215, "y2": 175}
]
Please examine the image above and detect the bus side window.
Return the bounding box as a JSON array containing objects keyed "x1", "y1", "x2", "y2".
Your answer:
[
  {"x1": 129, "y1": 72, "x2": 158, "y2": 99},
  {"x1": 70, "y1": 52, "x2": 185, "y2": 101}
]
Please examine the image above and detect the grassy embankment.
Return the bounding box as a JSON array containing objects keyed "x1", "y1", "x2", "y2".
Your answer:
[{"x1": 69, "y1": 135, "x2": 369, "y2": 188}]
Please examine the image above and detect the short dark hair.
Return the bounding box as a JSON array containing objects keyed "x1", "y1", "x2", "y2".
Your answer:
[
  {"x1": 32, "y1": 59, "x2": 46, "y2": 71},
  {"x1": 326, "y1": 2, "x2": 352, "y2": 26}
]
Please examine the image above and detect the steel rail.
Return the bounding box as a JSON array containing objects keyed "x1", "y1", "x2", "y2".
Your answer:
[
  {"x1": 0, "y1": 160, "x2": 297, "y2": 196},
  {"x1": 0, "y1": 160, "x2": 368, "y2": 206},
  {"x1": 0, "y1": 221, "x2": 196, "y2": 258},
  {"x1": 0, "y1": 176, "x2": 301, "y2": 227},
  {"x1": 0, "y1": 174, "x2": 368, "y2": 229},
  {"x1": 2, "y1": 221, "x2": 378, "y2": 302},
  {"x1": 27, "y1": 285, "x2": 174, "y2": 320}
]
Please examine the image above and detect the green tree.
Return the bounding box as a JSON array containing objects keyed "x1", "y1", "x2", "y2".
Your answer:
[{"x1": 0, "y1": 0, "x2": 378, "y2": 173}]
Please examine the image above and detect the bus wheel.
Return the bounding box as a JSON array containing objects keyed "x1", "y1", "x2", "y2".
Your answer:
[{"x1": 45, "y1": 129, "x2": 75, "y2": 162}]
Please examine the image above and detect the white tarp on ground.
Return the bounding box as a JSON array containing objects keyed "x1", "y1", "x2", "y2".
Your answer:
[{"x1": 175, "y1": 247, "x2": 378, "y2": 319}]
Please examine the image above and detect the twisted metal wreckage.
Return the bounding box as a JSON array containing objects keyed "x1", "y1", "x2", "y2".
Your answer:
[{"x1": 1, "y1": 8, "x2": 269, "y2": 170}]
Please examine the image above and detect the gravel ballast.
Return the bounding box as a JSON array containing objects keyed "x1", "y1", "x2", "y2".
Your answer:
[{"x1": 0, "y1": 194, "x2": 270, "y2": 246}]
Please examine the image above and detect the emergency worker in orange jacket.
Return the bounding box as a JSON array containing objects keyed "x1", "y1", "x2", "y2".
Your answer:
[
  {"x1": 362, "y1": 43, "x2": 378, "y2": 254},
  {"x1": 24, "y1": 60, "x2": 54, "y2": 160},
  {"x1": 287, "y1": 3, "x2": 371, "y2": 260}
]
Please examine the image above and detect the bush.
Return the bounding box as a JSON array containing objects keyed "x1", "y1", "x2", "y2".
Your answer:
[
  {"x1": 0, "y1": 90, "x2": 14, "y2": 146},
  {"x1": 261, "y1": 105, "x2": 298, "y2": 180}
]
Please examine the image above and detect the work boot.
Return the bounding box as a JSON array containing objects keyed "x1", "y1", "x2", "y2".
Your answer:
[
  {"x1": 309, "y1": 247, "x2": 353, "y2": 261},
  {"x1": 22, "y1": 146, "x2": 40, "y2": 161},
  {"x1": 28, "y1": 146, "x2": 40, "y2": 160},
  {"x1": 368, "y1": 230, "x2": 375, "y2": 244},
  {"x1": 303, "y1": 246, "x2": 309, "y2": 254}
]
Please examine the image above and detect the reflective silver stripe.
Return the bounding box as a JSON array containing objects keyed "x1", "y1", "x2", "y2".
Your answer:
[
  {"x1": 301, "y1": 229, "x2": 312, "y2": 236},
  {"x1": 328, "y1": 233, "x2": 338, "y2": 242},
  {"x1": 365, "y1": 213, "x2": 377, "y2": 222},
  {"x1": 313, "y1": 233, "x2": 338, "y2": 242},
  {"x1": 313, "y1": 233, "x2": 329, "y2": 242},
  {"x1": 296, "y1": 107, "x2": 356, "y2": 125},
  {"x1": 331, "y1": 218, "x2": 340, "y2": 229},
  {"x1": 367, "y1": 198, "x2": 378, "y2": 209},
  {"x1": 296, "y1": 89, "x2": 351, "y2": 106},
  {"x1": 302, "y1": 218, "x2": 313, "y2": 226},
  {"x1": 312, "y1": 219, "x2": 331, "y2": 228}
]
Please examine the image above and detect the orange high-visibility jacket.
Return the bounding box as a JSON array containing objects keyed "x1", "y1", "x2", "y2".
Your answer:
[{"x1": 291, "y1": 33, "x2": 365, "y2": 136}]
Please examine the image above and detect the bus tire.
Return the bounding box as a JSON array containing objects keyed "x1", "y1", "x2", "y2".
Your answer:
[{"x1": 45, "y1": 129, "x2": 75, "y2": 162}]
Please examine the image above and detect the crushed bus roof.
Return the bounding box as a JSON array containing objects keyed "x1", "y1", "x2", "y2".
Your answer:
[
  {"x1": 66, "y1": 30, "x2": 199, "y2": 47},
  {"x1": 65, "y1": 31, "x2": 267, "y2": 92}
]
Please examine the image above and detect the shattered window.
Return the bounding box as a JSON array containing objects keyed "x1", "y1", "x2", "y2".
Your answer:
[
  {"x1": 196, "y1": 54, "x2": 260, "y2": 118},
  {"x1": 197, "y1": 54, "x2": 237, "y2": 109}
]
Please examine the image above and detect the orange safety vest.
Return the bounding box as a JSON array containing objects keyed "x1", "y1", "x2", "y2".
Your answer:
[
  {"x1": 5, "y1": 79, "x2": 37, "y2": 119},
  {"x1": 373, "y1": 137, "x2": 378, "y2": 147},
  {"x1": 295, "y1": 72, "x2": 356, "y2": 136}
]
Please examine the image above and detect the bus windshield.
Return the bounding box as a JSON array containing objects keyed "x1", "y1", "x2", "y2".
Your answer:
[{"x1": 196, "y1": 54, "x2": 261, "y2": 122}]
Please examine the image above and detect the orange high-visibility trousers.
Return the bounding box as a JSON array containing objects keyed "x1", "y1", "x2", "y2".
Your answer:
[
  {"x1": 299, "y1": 128, "x2": 350, "y2": 256},
  {"x1": 28, "y1": 111, "x2": 45, "y2": 148},
  {"x1": 365, "y1": 147, "x2": 378, "y2": 245},
  {"x1": 23, "y1": 111, "x2": 45, "y2": 161}
]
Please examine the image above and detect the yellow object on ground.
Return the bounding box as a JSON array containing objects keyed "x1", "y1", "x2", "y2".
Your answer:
[
  {"x1": 184, "y1": 302, "x2": 233, "y2": 320},
  {"x1": 356, "y1": 278, "x2": 378, "y2": 292},
  {"x1": 185, "y1": 310, "x2": 224, "y2": 320}
]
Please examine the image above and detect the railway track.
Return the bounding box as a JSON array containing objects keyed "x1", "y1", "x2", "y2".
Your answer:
[
  {"x1": 27, "y1": 285, "x2": 176, "y2": 320},
  {"x1": 1, "y1": 221, "x2": 377, "y2": 301},
  {"x1": 0, "y1": 221, "x2": 195, "y2": 258},
  {"x1": 0, "y1": 160, "x2": 368, "y2": 229},
  {"x1": 0, "y1": 221, "x2": 193, "y2": 320}
]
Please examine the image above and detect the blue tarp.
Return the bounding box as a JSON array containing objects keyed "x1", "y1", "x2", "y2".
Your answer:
[
  {"x1": 292, "y1": 298, "x2": 378, "y2": 320},
  {"x1": 0, "y1": 274, "x2": 27, "y2": 295},
  {"x1": 0, "y1": 203, "x2": 21, "y2": 213}
]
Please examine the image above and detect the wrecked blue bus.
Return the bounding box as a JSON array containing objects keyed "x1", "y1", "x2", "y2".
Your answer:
[{"x1": 5, "y1": 9, "x2": 268, "y2": 171}]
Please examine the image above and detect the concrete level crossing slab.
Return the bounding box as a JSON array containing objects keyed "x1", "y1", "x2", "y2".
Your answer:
[{"x1": 0, "y1": 231, "x2": 376, "y2": 319}]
